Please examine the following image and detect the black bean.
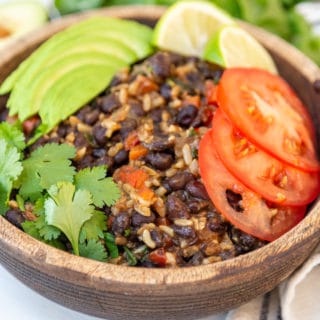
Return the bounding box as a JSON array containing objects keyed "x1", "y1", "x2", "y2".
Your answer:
[
  {"x1": 74, "y1": 132, "x2": 88, "y2": 148},
  {"x1": 112, "y1": 212, "x2": 131, "y2": 235},
  {"x1": 5, "y1": 209, "x2": 25, "y2": 229},
  {"x1": 76, "y1": 105, "x2": 91, "y2": 122},
  {"x1": 144, "y1": 136, "x2": 174, "y2": 151},
  {"x1": 120, "y1": 118, "x2": 138, "y2": 139},
  {"x1": 129, "y1": 99, "x2": 145, "y2": 117},
  {"x1": 176, "y1": 105, "x2": 198, "y2": 128},
  {"x1": 166, "y1": 194, "x2": 190, "y2": 220},
  {"x1": 94, "y1": 155, "x2": 114, "y2": 169},
  {"x1": 313, "y1": 79, "x2": 320, "y2": 93},
  {"x1": 98, "y1": 93, "x2": 120, "y2": 114},
  {"x1": 186, "y1": 199, "x2": 209, "y2": 213},
  {"x1": 148, "y1": 52, "x2": 172, "y2": 79},
  {"x1": 172, "y1": 225, "x2": 196, "y2": 239},
  {"x1": 160, "y1": 83, "x2": 172, "y2": 100},
  {"x1": 150, "y1": 229, "x2": 164, "y2": 247},
  {"x1": 132, "y1": 211, "x2": 155, "y2": 227},
  {"x1": 226, "y1": 189, "x2": 243, "y2": 212},
  {"x1": 92, "y1": 125, "x2": 107, "y2": 146},
  {"x1": 145, "y1": 152, "x2": 174, "y2": 170},
  {"x1": 84, "y1": 109, "x2": 100, "y2": 125},
  {"x1": 230, "y1": 228, "x2": 266, "y2": 254},
  {"x1": 92, "y1": 148, "x2": 107, "y2": 158},
  {"x1": 186, "y1": 180, "x2": 209, "y2": 200},
  {"x1": 114, "y1": 149, "x2": 129, "y2": 166},
  {"x1": 168, "y1": 171, "x2": 194, "y2": 191},
  {"x1": 187, "y1": 251, "x2": 204, "y2": 266},
  {"x1": 208, "y1": 215, "x2": 227, "y2": 235},
  {"x1": 149, "y1": 108, "x2": 163, "y2": 123}
]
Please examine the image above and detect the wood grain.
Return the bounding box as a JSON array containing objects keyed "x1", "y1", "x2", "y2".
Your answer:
[{"x1": 0, "y1": 6, "x2": 319, "y2": 320}]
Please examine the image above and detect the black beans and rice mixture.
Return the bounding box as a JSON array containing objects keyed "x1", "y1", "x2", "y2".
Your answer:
[{"x1": 2, "y1": 51, "x2": 266, "y2": 267}]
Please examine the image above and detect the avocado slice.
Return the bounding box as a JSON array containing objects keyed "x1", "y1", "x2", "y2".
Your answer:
[
  {"x1": 1, "y1": 16, "x2": 154, "y2": 140},
  {"x1": 13, "y1": 52, "x2": 123, "y2": 121},
  {"x1": 0, "y1": 17, "x2": 153, "y2": 94},
  {"x1": 7, "y1": 35, "x2": 138, "y2": 117}
]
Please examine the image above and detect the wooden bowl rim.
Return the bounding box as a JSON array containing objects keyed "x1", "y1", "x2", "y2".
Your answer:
[{"x1": 0, "y1": 5, "x2": 320, "y2": 287}]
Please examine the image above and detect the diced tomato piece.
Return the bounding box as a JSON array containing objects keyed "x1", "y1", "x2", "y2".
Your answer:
[{"x1": 149, "y1": 248, "x2": 167, "y2": 267}]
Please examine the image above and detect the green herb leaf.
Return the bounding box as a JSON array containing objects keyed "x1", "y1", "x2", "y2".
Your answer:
[
  {"x1": 0, "y1": 122, "x2": 25, "y2": 151},
  {"x1": 75, "y1": 165, "x2": 120, "y2": 207},
  {"x1": 0, "y1": 139, "x2": 23, "y2": 214},
  {"x1": 80, "y1": 210, "x2": 107, "y2": 242},
  {"x1": 45, "y1": 182, "x2": 94, "y2": 255},
  {"x1": 18, "y1": 143, "x2": 76, "y2": 200},
  {"x1": 104, "y1": 232, "x2": 119, "y2": 258},
  {"x1": 124, "y1": 246, "x2": 137, "y2": 266},
  {"x1": 79, "y1": 239, "x2": 108, "y2": 262}
]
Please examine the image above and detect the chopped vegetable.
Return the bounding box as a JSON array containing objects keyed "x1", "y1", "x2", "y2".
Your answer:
[
  {"x1": 0, "y1": 139, "x2": 23, "y2": 214},
  {"x1": 211, "y1": 109, "x2": 320, "y2": 205},
  {"x1": 198, "y1": 130, "x2": 306, "y2": 241},
  {"x1": 104, "y1": 232, "x2": 119, "y2": 259},
  {"x1": 79, "y1": 239, "x2": 108, "y2": 262},
  {"x1": 75, "y1": 166, "x2": 120, "y2": 207},
  {"x1": 124, "y1": 246, "x2": 137, "y2": 266},
  {"x1": 216, "y1": 68, "x2": 319, "y2": 172},
  {"x1": 18, "y1": 143, "x2": 76, "y2": 201},
  {"x1": 45, "y1": 182, "x2": 94, "y2": 255}
]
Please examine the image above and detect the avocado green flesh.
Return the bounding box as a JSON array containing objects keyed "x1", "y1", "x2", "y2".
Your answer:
[
  {"x1": 39, "y1": 64, "x2": 116, "y2": 128},
  {"x1": 11, "y1": 52, "x2": 122, "y2": 121},
  {"x1": 7, "y1": 35, "x2": 138, "y2": 115},
  {"x1": 0, "y1": 16, "x2": 153, "y2": 95}
]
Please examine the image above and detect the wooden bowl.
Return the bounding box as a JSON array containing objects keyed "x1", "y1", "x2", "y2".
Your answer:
[{"x1": 0, "y1": 6, "x2": 320, "y2": 320}]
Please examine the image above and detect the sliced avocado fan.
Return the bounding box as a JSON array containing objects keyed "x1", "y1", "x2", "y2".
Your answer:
[{"x1": 0, "y1": 17, "x2": 154, "y2": 141}]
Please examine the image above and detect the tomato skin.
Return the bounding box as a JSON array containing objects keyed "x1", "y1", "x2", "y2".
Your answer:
[
  {"x1": 199, "y1": 130, "x2": 306, "y2": 241},
  {"x1": 211, "y1": 110, "x2": 320, "y2": 206},
  {"x1": 216, "y1": 68, "x2": 319, "y2": 172}
]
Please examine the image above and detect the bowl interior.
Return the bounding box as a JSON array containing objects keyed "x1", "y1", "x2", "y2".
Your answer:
[{"x1": 0, "y1": 5, "x2": 320, "y2": 320}]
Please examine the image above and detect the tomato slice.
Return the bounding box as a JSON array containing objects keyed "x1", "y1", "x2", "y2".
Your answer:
[
  {"x1": 199, "y1": 130, "x2": 306, "y2": 241},
  {"x1": 212, "y1": 109, "x2": 320, "y2": 206},
  {"x1": 216, "y1": 68, "x2": 319, "y2": 172}
]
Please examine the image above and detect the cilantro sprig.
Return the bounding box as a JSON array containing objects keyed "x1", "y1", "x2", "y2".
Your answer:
[{"x1": 0, "y1": 123, "x2": 120, "y2": 259}]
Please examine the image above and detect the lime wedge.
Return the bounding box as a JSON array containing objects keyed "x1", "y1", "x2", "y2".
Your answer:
[
  {"x1": 153, "y1": 0, "x2": 235, "y2": 57},
  {"x1": 203, "y1": 25, "x2": 278, "y2": 73}
]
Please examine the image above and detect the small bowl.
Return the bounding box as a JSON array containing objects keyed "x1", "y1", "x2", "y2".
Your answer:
[{"x1": 0, "y1": 6, "x2": 320, "y2": 320}]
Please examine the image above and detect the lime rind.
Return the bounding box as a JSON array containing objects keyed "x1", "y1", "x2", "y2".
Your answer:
[
  {"x1": 203, "y1": 25, "x2": 278, "y2": 73},
  {"x1": 153, "y1": 0, "x2": 235, "y2": 57}
]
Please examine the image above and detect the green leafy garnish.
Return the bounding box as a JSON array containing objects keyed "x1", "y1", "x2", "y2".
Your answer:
[
  {"x1": 104, "y1": 232, "x2": 119, "y2": 259},
  {"x1": 79, "y1": 239, "x2": 108, "y2": 262},
  {"x1": 0, "y1": 122, "x2": 25, "y2": 151},
  {"x1": 0, "y1": 139, "x2": 23, "y2": 214},
  {"x1": 45, "y1": 182, "x2": 94, "y2": 255},
  {"x1": 80, "y1": 210, "x2": 107, "y2": 242},
  {"x1": 75, "y1": 166, "x2": 120, "y2": 207},
  {"x1": 18, "y1": 143, "x2": 76, "y2": 200},
  {"x1": 124, "y1": 246, "x2": 137, "y2": 266}
]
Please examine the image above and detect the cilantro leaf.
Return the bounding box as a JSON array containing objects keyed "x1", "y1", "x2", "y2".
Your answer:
[
  {"x1": 124, "y1": 246, "x2": 137, "y2": 266},
  {"x1": 75, "y1": 166, "x2": 120, "y2": 207},
  {"x1": 104, "y1": 232, "x2": 119, "y2": 258},
  {"x1": 19, "y1": 143, "x2": 76, "y2": 200},
  {"x1": 0, "y1": 122, "x2": 25, "y2": 151},
  {"x1": 80, "y1": 210, "x2": 107, "y2": 242},
  {"x1": 0, "y1": 139, "x2": 23, "y2": 214},
  {"x1": 36, "y1": 214, "x2": 61, "y2": 241},
  {"x1": 79, "y1": 239, "x2": 107, "y2": 262},
  {"x1": 22, "y1": 219, "x2": 65, "y2": 250},
  {"x1": 45, "y1": 182, "x2": 94, "y2": 255}
]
